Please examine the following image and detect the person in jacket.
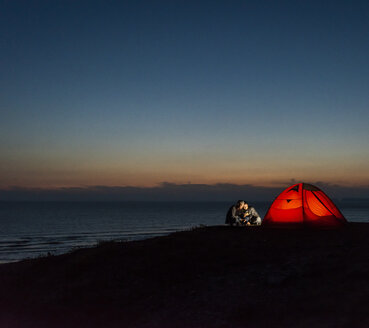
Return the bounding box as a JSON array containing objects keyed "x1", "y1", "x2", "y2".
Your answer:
[
  {"x1": 242, "y1": 202, "x2": 262, "y2": 225},
  {"x1": 225, "y1": 200, "x2": 245, "y2": 226}
]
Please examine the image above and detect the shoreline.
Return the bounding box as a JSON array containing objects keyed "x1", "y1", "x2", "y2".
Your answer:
[
  {"x1": 1, "y1": 223, "x2": 369, "y2": 327},
  {"x1": 0, "y1": 225, "x2": 214, "y2": 265}
]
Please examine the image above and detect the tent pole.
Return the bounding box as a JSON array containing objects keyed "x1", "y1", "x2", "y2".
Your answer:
[{"x1": 301, "y1": 183, "x2": 305, "y2": 225}]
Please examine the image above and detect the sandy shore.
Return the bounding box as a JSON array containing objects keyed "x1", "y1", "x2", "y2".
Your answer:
[{"x1": 1, "y1": 223, "x2": 369, "y2": 328}]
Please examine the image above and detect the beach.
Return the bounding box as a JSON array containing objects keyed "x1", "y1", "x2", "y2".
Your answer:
[
  {"x1": 2, "y1": 1, "x2": 368, "y2": 327},
  {"x1": 1, "y1": 223, "x2": 369, "y2": 327}
]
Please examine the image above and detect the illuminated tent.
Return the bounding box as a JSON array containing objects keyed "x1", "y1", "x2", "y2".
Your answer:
[{"x1": 263, "y1": 183, "x2": 347, "y2": 227}]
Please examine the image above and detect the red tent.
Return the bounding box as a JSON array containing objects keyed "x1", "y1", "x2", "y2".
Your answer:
[{"x1": 263, "y1": 183, "x2": 347, "y2": 227}]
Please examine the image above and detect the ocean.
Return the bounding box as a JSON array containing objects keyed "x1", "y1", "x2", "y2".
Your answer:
[{"x1": 0, "y1": 201, "x2": 368, "y2": 263}]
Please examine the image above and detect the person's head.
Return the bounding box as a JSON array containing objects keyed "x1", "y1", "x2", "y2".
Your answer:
[
  {"x1": 236, "y1": 200, "x2": 245, "y2": 209},
  {"x1": 243, "y1": 203, "x2": 249, "y2": 210}
]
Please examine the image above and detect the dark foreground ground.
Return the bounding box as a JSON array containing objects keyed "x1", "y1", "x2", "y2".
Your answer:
[{"x1": 1, "y1": 223, "x2": 369, "y2": 328}]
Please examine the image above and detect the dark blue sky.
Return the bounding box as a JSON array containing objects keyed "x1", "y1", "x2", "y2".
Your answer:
[{"x1": 1, "y1": 0, "x2": 368, "y2": 195}]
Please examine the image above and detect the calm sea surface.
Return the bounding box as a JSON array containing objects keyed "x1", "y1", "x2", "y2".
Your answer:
[{"x1": 0, "y1": 201, "x2": 368, "y2": 263}]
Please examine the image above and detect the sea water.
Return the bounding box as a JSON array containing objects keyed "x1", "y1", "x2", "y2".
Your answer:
[{"x1": 0, "y1": 201, "x2": 368, "y2": 263}]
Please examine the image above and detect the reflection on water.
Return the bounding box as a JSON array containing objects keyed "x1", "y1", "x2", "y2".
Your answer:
[{"x1": 0, "y1": 201, "x2": 368, "y2": 263}]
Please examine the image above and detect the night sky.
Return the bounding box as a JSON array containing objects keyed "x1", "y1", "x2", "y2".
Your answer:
[{"x1": 1, "y1": 0, "x2": 368, "y2": 200}]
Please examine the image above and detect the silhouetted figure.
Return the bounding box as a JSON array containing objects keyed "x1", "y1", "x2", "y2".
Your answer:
[{"x1": 225, "y1": 200, "x2": 245, "y2": 226}]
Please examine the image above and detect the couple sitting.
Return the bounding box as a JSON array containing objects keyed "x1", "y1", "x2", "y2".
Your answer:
[{"x1": 225, "y1": 200, "x2": 262, "y2": 226}]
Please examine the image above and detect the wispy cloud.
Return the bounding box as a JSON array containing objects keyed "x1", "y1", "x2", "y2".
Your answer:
[{"x1": 1, "y1": 182, "x2": 369, "y2": 201}]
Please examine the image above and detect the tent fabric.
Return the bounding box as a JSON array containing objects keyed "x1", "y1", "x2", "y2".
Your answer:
[{"x1": 263, "y1": 183, "x2": 347, "y2": 227}]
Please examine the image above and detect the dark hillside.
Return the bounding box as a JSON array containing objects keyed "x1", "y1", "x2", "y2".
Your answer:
[{"x1": 1, "y1": 224, "x2": 369, "y2": 327}]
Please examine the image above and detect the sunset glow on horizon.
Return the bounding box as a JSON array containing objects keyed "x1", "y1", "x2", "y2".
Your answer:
[{"x1": 1, "y1": 1, "x2": 368, "y2": 197}]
